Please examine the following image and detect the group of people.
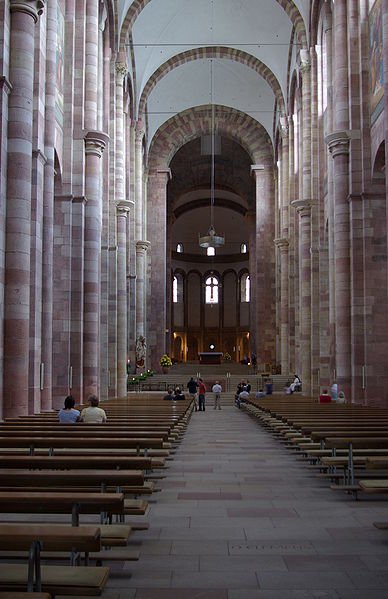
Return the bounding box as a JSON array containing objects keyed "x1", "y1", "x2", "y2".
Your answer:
[
  {"x1": 58, "y1": 394, "x2": 107, "y2": 423},
  {"x1": 163, "y1": 387, "x2": 186, "y2": 401},
  {"x1": 235, "y1": 379, "x2": 251, "y2": 408},
  {"x1": 187, "y1": 377, "x2": 222, "y2": 411},
  {"x1": 319, "y1": 381, "x2": 346, "y2": 403}
]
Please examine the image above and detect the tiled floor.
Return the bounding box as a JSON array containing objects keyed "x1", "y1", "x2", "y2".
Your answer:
[{"x1": 103, "y1": 400, "x2": 388, "y2": 599}]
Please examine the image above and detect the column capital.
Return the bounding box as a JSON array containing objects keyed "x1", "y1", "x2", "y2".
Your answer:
[
  {"x1": 156, "y1": 168, "x2": 172, "y2": 181},
  {"x1": 274, "y1": 237, "x2": 289, "y2": 251},
  {"x1": 135, "y1": 119, "x2": 145, "y2": 142},
  {"x1": 250, "y1": 164, "x2": 265, "y2": 178},
  {"x1": 279, "y1": 115, "x2": 289, "y2": 139},
  {"x1": 116, "y1": 204, "x2": 130, "y2": 217},
  {"x1": 116, "y1": 199, "x2": 133, "y2": 211},
  {"x1": 84, "y1": 130, "x2": 109, "y2": 157},
  {"x1": 298, "y1": 48, "x2": 311, "y2": 73},
  {"x1": 72, "y1": 195, "x2": 87, "y2": 205},
  {"x1": 10, "y1": 0, "x2": 45, "y2": 22},
  {"x1": 291, "y1": 198, "x2": 316, "y2": 216},
  {"x1": 0, "y1": 76, "x2": 12, "y2": 95},
  {"x1": 115, "y1": 61, "x2": 128, "y2": 82},
  {"x1": 325, "y1": 130, "x2": 350, "y2": 157},
  {"x1": 136, "y1": 240, "x2": 151, "y2": 253}
]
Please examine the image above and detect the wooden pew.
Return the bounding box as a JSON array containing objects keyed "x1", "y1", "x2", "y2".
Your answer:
[
  {"x1": 0, "y1": 524, "x2": 109, "y2": 594},
  {"x1": 0, "y1": 436, "x2": 167, "y2": 454}
]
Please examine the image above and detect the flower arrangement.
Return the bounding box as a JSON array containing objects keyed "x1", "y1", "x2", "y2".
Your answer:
[
  {"x1": 223, "y1": 352, "x2": 231, "y2": 362},
  {"x1": 160, "y1": 354, "x2": 172, "y2": 368}
]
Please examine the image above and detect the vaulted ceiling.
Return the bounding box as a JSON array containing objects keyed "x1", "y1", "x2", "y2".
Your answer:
[{"x1": 117, "y1": 0, "x2": 311, "y2": 147}]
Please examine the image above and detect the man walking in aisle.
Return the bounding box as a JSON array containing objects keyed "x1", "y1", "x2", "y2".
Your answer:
[{"x1": 212, "y1": 380, "x2": 222, "y2": 410}]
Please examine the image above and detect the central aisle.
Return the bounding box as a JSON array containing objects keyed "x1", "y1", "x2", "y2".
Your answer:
[{"x1": 106, "y1": 400, "x2": 388, "y2": 599}]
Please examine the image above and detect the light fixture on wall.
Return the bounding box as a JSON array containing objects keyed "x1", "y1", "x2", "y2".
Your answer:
[{"x1": 199, "y1": 59, "x2": 225, "y2": 249}]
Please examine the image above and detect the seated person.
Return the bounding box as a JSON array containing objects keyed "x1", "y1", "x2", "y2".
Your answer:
[
  {"x1": 80, "y1": 395, "x2": 107, "y2": 423},
  {"x1": 319, "y1": 388, "x2": 331, "y2": 403},
  {"x1": 337, "y1": 391, "x2": 346, "y2": 404},
  {"x1": 163, "y1": 388, "x2": 174, "y2": 400},
  {"x1": 290, "y1": 374, "x2": 301, "y2": 393},
  {"x1": 235, "y1": 380, "x2": 245, "y2": 402},
  {"x1": 236, "y1": 386, "x2": 250, "y2": 409},
  {"x1": 255, "y1": 389, "x2": 265, "y2": 399},
  {"x1": 58, "y1": 395, "x2": 80, "y2": 423},
  {"x1": 174, "y1": 387, "x2": 185, "y2": 400}
]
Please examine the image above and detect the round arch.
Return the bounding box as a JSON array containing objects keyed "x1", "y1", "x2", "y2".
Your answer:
[
  {"x1": 119, "y1": 0, "x2": 307, "y2": 49},
  {"x1": 138, "y1": 46, "x2": 285, "y2": 114},
  {"x1": 148, "y1": 105, "x2": 273, "y2": 172}
]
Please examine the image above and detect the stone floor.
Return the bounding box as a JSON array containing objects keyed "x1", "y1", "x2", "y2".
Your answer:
[{"x1": 100, "y1": 399, "x2": 388, "y2": 598}]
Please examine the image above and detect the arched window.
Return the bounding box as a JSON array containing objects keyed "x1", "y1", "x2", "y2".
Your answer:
[
  {"x1": 207, "y1": 247, "x2": 215, "y2": 256},
  {"x1": 176, "y1": 243, "x2": 184, "y2": 253},
  {"x1": 240, "y1": 243, "x2": 247, "y2": 254},
  {"x1": 173, "y1": 276, "x2": 178, "y2": 303},
  {"x1": 205, "y1": 275, "x2": 219, "y2": 304},
  {"x1": 173, "y1": 273, "x2": 184, "y2": 303},
  {"x1": 241, "y1": 273, "x2": 250, "y2": 303}
]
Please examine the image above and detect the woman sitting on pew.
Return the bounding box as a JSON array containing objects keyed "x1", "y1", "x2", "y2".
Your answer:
[
  {"x1": 319, "y1": 389, "x2": 331, "y2": 403},
  {"x1": 80, "y1": 395, "x2": 107, "y2": 423},
  {"x1": 58, "y1": 395, "x2": 80, "y2": 423}
]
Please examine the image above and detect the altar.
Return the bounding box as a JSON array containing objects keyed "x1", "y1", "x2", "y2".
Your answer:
[{"x1": 198, "y1": 352, "x2": 223, "y2": 365}]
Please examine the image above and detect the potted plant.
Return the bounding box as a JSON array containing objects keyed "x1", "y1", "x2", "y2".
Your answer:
[
  {"x1": 160, "y1": 354, "x2": 172, "y2": 374},
  {"x1": 223, "y1": 352, "x2": 231, "y2": 362}
]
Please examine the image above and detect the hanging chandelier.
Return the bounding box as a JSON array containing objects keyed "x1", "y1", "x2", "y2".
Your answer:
[{"x1": 199, "y1": 60, "x2": 225, "y2": 249}]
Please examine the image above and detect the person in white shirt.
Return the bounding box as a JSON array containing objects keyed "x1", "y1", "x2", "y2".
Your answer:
[
  {"x1": 80, "y1": 395, "x2": 107, "y2": 423},
  {"x1": 212, "y1": 381, "x2": 222, "y2": 410}
]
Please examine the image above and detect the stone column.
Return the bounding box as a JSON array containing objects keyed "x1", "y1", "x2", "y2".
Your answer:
[
  {"x1": 0, "y1": 76, "x2": 12, "y2": 418},
  {"x1": 287, "y1": 115, "x2": 296, "y2": 372},
  {"x1": 83, "y1": 131, "x2": 109, "y2": 399},
  {"x1": 274, "y1": 238, "x2": 289, "y2": 375},
  {"x1": 3, "y1": 0, "x2": 45, "y2": 418},
  {"x1": 135, "y1": 121, "x2": 145, "y2": 242},
  {"x1": 135, "y1": 240, "x2": 150, "y2": 362},
  {"x1": 116, "y1": 204, "x2": 130, "y2": 397},
  {"x1": 246, "y1": 211, "x2": 256, "y2": 358},
  {"x1": 384, "y1": 1, "x2": 388, "y2": 182},
  {"x1": 291, "y1": 199, "x2": 314, "y2": 396},
  {"x1": 147, "y1": 168, "x2": 171, "y2": 370},
  {"x1": 69, "y1": 196, "x2": 86, "y2": 405},
  {"x1": 41, "y1": 0, "x2": 56, "y2": 411},
  {"x1": 251, "y1": 164, "x2": 275, "y2": 368},
  {"x1": 326, "y1": 131, "x2": 351, "y2": 399}
]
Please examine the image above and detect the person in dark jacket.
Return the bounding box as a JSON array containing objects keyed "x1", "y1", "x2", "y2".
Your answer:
[{"x1": 187, "y1": 377, "x2": 199, "y2": 410}]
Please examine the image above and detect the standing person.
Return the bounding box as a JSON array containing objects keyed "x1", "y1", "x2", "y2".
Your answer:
[
  {"x1": 198, "y1": 378, "x2": 206, "y2": 411},
  {"x1": 330, "y1": 380, "x2": 338, "y2": 402},
  {"x1": 58, "y1": 395, "x2": 80, "y2": 423},
  {"x1": 80, "y1": 395, "x2": 107, "y2": 423},
  {"x1": 187, "y1": 376, "x2": 199, "y2": 411},
  {"x1": 212, "y1": 380, "x2": 222, "y2": 410}
]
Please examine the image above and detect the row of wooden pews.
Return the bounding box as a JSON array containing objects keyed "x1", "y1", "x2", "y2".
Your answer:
[
  {"x1": 240, "y1": 396, "x2": 388, "y2": 497},
  {"x1": 0, "y1": 394, "x2": 193, "y2": 596}
]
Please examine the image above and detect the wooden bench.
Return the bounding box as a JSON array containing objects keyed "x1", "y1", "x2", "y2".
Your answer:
[
  {"x1": 0, "y1": 437, "x2": 167, "y2": 454},
  {"x1": 0, "y1": 455, "x2": 162, "y2": 471},
  {"x1": 0, "y1": 593, "x2": 51, "y2": 598},
  {"x1": 0, "y1": 524, "x2": 109, "y2": 594}
]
